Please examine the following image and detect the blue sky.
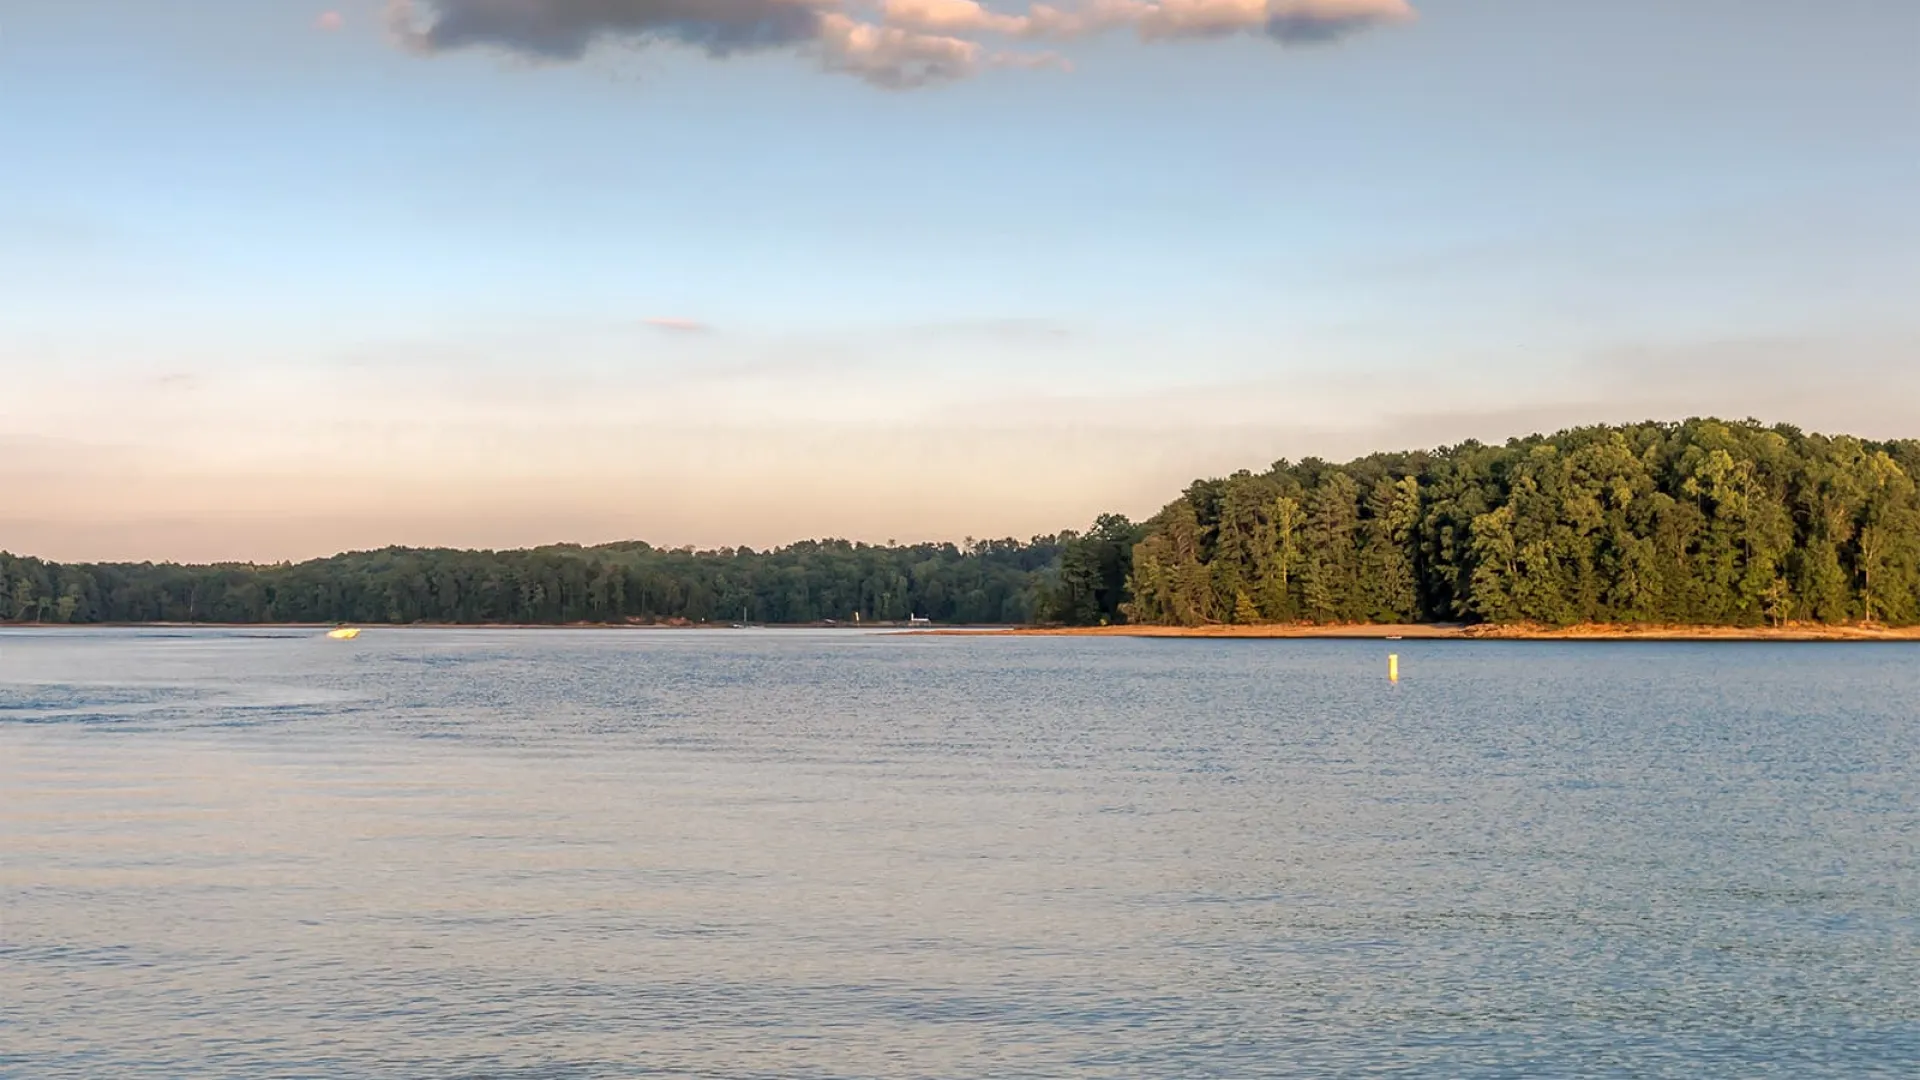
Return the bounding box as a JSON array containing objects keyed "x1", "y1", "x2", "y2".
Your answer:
[{"x1": 3, "y1": 0, "x2": 1916, "y2": 561}]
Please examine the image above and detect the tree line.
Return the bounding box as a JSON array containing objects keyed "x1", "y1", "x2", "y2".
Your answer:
[
  {"x1": 1121, "y1": 419, "x2": 1920, "y2": 627},
  {"x1": 5, "y1": 419, "x2": 1917, "y2": 629},
  {"x1": 0, "y1": 538, "x2": 1067, "y2": 627}
]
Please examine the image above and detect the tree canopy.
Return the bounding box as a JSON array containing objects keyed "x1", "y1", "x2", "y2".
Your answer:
[
  {"x1": 0, "y1": 537, "x2": 1066, "y2": 627},
  {"x1": 1126, "y1": 419, "x2": 1920, "y2": 628}
]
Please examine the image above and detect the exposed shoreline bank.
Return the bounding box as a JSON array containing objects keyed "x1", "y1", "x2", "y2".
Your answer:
[{"x1": 918, "y1": 622, "x2": 1920, "y2": 642}]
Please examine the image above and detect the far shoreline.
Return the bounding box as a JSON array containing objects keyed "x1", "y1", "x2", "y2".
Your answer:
[
  {"x1": 919, "y1": 622, "x2": 1920, "y2": 642},
  {"x1": 5, "y1": 621, "x2": 1919, "y2": 641}
]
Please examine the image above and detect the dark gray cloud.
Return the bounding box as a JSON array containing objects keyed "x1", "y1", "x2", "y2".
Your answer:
[
  {"x1": 1131, "y1": 0, "x2": 1415, "y2": 44},
  {"x1": 1265, "y1": 12, "x2": 1381, "y2": 44},
  {"x1": 387, "y1": 0, "x2": 824, "y2": 60},
  {"x1": 383, "y1": 0, "x2": 1415, "y2": 87}
]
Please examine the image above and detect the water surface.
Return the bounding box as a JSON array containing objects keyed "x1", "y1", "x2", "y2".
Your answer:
[{"x1": 2, "y1": 629, "x2": 1915, "y2": 1077}]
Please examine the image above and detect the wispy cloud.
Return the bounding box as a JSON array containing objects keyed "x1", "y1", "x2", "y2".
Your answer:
[
  {"x1": 643, "y1": 316, "x2": 714, "y2": 333},
  {"x1": 149, "y1": 372, "x2": 205, "y2": 392},
  {"x1": 881, "y1": 0, "x2": 1413, "y2": 43},
  {"x1": 382, "y1": 0, "x2": 1413, "y2": 88},
  {"x1": 315, "y1": 10, "x2": 345, "y2": 32}
]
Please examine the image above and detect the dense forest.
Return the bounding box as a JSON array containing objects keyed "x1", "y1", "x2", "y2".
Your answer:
[
  {"x1": 0, "y1": 538, "x2": 1067, "y2": 627},
  {"x1": 1123, "y1": 419, "x2": 1920, "y2": 627},
  {"x1": 4, "y1": 419, "x2": 1918, "y2": 628}
]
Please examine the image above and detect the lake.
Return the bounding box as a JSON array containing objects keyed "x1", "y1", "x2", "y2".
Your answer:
[{"x1": 2, "y1": 628, "x2": 1915, "y2": 1078}]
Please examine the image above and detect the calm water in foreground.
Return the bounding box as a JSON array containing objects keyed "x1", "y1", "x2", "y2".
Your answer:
[{"x1": 1, "y1": 629, "x2": 1915, "y2": 1078}]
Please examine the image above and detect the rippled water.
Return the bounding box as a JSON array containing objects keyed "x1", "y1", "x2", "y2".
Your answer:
[{"x1": 2, "y1": 628, "x2": 1916, "y2": 1078}]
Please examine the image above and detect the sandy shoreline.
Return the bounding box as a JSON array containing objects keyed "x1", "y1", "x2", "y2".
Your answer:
[{"x1": 920, "y1": 622, "x2": 1920, "y2": 642}]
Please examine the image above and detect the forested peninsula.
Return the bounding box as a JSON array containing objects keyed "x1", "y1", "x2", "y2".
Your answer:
[{"x1": 5, "y1": 419, "x2": 1919, "y2": 629}]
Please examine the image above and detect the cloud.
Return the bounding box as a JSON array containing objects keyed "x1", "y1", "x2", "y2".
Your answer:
[
  {"x1": 384, "y1": 0, "x2": 1411, "y2": 87},
  {"x1": 384, "y1": 0, "x2": 823, "y2": 60},
  {"x1": 1140, "y1": 0, "x2": 1415, "y2": 43},
  {"x1": 150, "y1": 372, "x2": 205, "y2": 392},
  {"x1": 877, "y1": 0, "x2": 1414, "y2": 43},
  {"x1": 644, "y1": 316, "x2": 714, "y2": 333},
  {"x1": 816, "y1": 13, "x2": 988, "y2": 87},
  {"x1": 315, "y1": 10, "x2": 345, "y2": 31},
  {"x1": 879, "y1": 0, "x2": 1032, "y2": 36}
]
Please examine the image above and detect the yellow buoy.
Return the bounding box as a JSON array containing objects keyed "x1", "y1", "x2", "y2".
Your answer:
[
  {"x1": 326, "y1": 627, "x2": 361, "y2": 640},
  {"x1": 1388, "y1": 653, "x2": 1399, "y2": 682}
]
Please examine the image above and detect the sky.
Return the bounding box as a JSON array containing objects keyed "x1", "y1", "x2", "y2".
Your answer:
[{"x1": 3, "y1": 0, "x2": 1916, "y2": 563}]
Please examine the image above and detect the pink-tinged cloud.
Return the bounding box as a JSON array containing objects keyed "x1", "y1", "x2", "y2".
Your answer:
[
  {"x1": 817, "y1": 13, "x2": 987, "y2": 88},
  {"x1": 1143, "y1": 0, "x2": 1416, "y2": 43},
  {"x1": 384, "y1": 0, "x2": 1413, "y2": 88},
  {"x1": 644, "y1": 316, "x2": 714, "y2": 333},
  {"x1": 879, "y1": 0, "x2": 1032, "y2": 36},
  {"x1": 878, "y1": 0, "x2": 1414, "y2": 43},
  {"x1": 315, "y1": 10, "x2": 345, "y2": 31}
]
